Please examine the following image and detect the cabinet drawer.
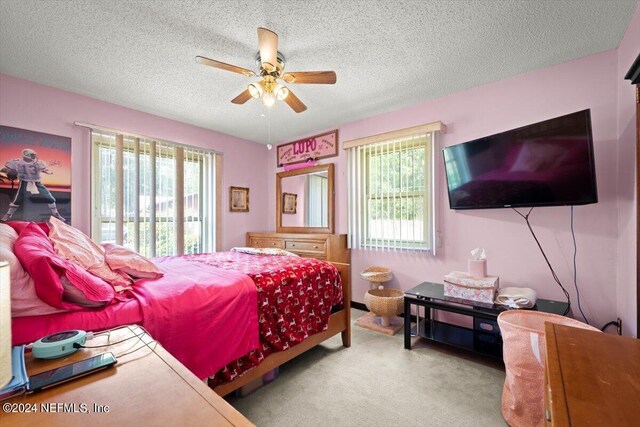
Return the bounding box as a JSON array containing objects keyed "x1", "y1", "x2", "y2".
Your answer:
[
  {"x1": 249, "y1": 238, "x2": 284, "y2": 249},
  {"x1": 285, "y1": 240, "x2": 325, "y2": 253},
  {"x1": 296, "y1": 253, "x2": 327, "y2": 260}
]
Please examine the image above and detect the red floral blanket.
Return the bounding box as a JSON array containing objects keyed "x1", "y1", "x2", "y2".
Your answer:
[{"x1": 182, "y1": 252, "x2": 343, "y2": 386}]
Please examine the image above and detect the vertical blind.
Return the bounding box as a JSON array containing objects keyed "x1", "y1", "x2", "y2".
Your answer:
[
  {"x1": 91, "y1": 129, "x2": 218, "y2": 257},
  {"x1": 347, "y1": 132, "x2": 437, "y2": 253}
]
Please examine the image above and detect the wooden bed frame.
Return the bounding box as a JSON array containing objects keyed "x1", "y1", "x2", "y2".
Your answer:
[{"x1": 213, "y1": 232, "x2": 351, "y2": 396}]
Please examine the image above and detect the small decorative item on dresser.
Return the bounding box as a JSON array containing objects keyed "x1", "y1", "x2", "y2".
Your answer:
[
  {"x1": 443, "y1": 271, "x2": 499, "y2": 304},
  {"x1": 230, "y1": 186, "x2": 249, "y2": 212}
]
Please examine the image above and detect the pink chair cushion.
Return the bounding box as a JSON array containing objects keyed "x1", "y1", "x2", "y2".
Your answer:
[
  {"x1": 0, "y1": 223, "x2": 65, "y2": 317},
  {"x1": 48, "y1": 217, "x2": 132, "y2": 291},
  {"x1": 13, "y1": 223, "x2": 115, "y2": 310},
  {"x1": 101, "y1": 243, "x2": 163, "y2": 279}
]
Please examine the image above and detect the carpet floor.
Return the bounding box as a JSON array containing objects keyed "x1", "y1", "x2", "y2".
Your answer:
[{"x1": 226, "y1": 309, "x2": 506, "y2": 427}]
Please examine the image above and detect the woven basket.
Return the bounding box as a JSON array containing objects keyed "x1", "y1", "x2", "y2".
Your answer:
[
  {"x1": 360, "y1": 266, "x2": 393, "y2": 284},
  {"x1": 364, "y1": 288, "x2": 404, "y2": 326}
]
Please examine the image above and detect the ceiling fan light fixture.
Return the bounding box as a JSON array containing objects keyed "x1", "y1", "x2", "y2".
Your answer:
[
  {"x1": 262, "y1": 62, "x2": 276, "y2": 73},
  {"x1": 282, "y1": 73, "x2": 295, "y2": 84},
  {"x1": 198, "y1": 27, "x2": 334, "y2": 114},
  {"x1": 248, "y1": 83, "x2": 262, "y2": 98},
  {"x1": 262, "y1": 91, "x2": 276, "y2": 108},
  {"x1": 276, "y1": 85, "x2": 289, "y2": 101}
]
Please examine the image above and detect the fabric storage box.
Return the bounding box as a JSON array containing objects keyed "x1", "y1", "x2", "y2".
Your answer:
[{"x1": 443, "y1": 271, "x2": 499, "y2": 304}]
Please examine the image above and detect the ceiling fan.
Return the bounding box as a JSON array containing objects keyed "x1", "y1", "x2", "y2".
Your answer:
[{"x1": 196, "y1": 27, "x2": 336, "y2": 113}]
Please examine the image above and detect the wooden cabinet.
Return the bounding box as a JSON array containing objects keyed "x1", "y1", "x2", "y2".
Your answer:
[
  {"x1": 544, "y1": 323, "x2": 640, "y2": 426},
  {"x1": 248, "y1": 236, "x2": 285, "y2": 249},
  {"x1": 246, "y1": 232, "x2": 349, "y2": 262},
  {"x1": 2, "y1": 326, "x2": 253, "y2": 427}
]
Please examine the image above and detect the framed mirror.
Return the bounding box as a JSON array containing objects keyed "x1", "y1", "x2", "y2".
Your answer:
[{"x1": 276, "y1": 163, "x2": 334, "y2": 234}]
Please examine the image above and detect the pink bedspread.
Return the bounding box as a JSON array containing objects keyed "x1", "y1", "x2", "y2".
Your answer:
[
  {"x1": 12, "y1": 255, "x2": 259, "y2": 380},
  {"x1": 131, "y1": 256, "x2": 259, "y2": 379},
  {"x1": 12, "y1": 298, "x2": 142, "y2": 345},
  {"x1": 183, "y1": 252, "x2": 343, "y2": 386}
]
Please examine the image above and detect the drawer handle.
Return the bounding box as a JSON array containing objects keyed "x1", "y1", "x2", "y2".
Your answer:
[
  {"x1": 272, "y1": 242, "x2": 276, "y2": 246},
  {"x1": 291, "y1": 244, "x2": 295, "y2": 247},
  {"x1": 313, "y1": 245, "x2": 318, "y2": 249}
]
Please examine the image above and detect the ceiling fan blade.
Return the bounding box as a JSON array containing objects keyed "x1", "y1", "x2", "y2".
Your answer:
[
  {"x1": 196, "y1": 56, "x2": 255, "y2": 77},
  {"x1": 257, "y1": 27, "x2": 278, "y2": 73},
  {"x1": 231, "y1": 89, "x2": 253, "y2": 104},
  {"x1": 283, "y1": 88, "x2": 307, "y2": 113},
  {"x1": 282, "y1": 71, "x2": 336, "y2": 84}
]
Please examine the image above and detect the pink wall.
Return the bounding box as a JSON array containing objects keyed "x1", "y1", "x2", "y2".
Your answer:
[
  {"x1": 268, "y1": 49, "x2": 628, "y2": 332},
  {"x1": 616, "y1": 4, "x2": 640, "y2": 338},
  {"x1": 0, "y1": 73, "x2": 270, "y2": 250}
]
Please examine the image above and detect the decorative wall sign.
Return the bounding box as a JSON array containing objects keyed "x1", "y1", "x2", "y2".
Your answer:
[
  {"x1": 0, "y1": 125, "x2": 72, "y2": 223},
  {"x1": 277, "y1": 129, "x2": 338, "y2": 167},
  {"x1": 229, "y1": 186, "x2": 249, "y2": 212},
  {"x1": 282, "y1": 193, "x2": 297, "y2": 214}
]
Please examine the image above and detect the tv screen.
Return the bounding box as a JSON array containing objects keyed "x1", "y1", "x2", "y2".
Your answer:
[{"x1": 443, "y1": 110, "x2": 598, "y2": 210}]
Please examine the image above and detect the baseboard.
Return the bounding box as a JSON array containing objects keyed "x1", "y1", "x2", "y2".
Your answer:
[
  {"x1": 350, "y1": 300, "x2": 417, "y2": 323},
  {"x1": 351, "y1": 301, "x2": 368, "y2": 312}
]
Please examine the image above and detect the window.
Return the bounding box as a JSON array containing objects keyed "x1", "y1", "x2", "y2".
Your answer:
[
  {"x1": 91, "y1": 130, "x2": 217, "y2": 257},
  {"x1": 306, "y1": 173, "x2": 328, "y2": 227},
  {"x1": 346, "y1": 123, "x2": 443, "y2": 253}
]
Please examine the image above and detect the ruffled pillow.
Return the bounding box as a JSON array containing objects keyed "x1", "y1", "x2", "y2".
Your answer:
[
  {"x1": 48, "y1": 216, "x2": 132, "y2": 292},
  {"x1": 101, "y1": 243, "x2": 163, "y2": 279},
  {"x1": 13, "y1": 223, "x2": 114, "y2": 309}
]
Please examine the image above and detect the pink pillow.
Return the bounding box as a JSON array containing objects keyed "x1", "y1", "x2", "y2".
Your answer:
[
  {"x1": 102, "y1": 243, "x2": 163, "y2": 279},
  {"x1": 48, "y1": 216, "x2": 132, "y2": 291},
  {"x1": 13, "y1": 223, "x2": 114, "y2": 310},
  {"x1": 6, "y1": 220, "x2": 50, "y2": 235},
  {"x1": 0, "y1": 223, "x2": 65, "y2": 317}
]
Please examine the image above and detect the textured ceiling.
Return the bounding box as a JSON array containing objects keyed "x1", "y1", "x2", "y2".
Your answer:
[{"x1": 0, "y1": 0, "x2": 637, "y2": 144}]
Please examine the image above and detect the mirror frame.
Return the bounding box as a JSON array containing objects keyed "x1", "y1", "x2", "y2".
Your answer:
[{"x1": 276, "y1": 163, "x2": 334, "y2": 234}]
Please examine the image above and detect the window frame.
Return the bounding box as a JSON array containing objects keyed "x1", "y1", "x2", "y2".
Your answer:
[
  {"x1": 360, "y1": 137, "x2": 432, "y2": 251},
  {"x1": 90, "y1": 130, "x2": 217, "y2": 257},
  {"x1": 343, "y1": 125, "x2": 446, "y2": 256}
]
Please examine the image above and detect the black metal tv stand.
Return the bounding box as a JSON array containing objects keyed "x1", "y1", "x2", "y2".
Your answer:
[{"x1": 403, "y1": 282, "x2": 569, "y2": 359}]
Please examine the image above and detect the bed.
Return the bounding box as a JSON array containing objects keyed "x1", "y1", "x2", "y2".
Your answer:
[{"x1": 10, "y1": 234, "x2": 351, "y2": 396}]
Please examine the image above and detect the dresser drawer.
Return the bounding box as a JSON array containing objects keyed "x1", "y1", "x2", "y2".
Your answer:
[
  {"x1": 296, "y1": 253, "x2": 327, "y2": 260},
  {"x1": 285, "y1": 240, "x2": 325, "y2": 253},
  {"x1": 249, "y1": 238, "x2": 284, "y2": 249}
]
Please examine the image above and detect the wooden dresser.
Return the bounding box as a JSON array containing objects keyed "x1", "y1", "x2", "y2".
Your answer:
[{"x1": 544, "y1": 323, "x2": 640, "y2": 426}]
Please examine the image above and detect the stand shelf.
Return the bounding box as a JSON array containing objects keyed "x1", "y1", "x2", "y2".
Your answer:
[{"x1": 404, "y1": 282, "x2": 568, "y2": 359}]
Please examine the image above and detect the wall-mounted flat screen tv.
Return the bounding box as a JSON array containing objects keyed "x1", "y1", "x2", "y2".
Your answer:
[{"x1": 443, "y1": 110, "x2": 598, "y2": 210}]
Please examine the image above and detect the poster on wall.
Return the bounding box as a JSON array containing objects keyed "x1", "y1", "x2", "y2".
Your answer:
[
  {"x1": 277, "y1": 129, "x2": 338, "y2": 167},
  {"x1": 0, "y1": 125, "x2": 71, "y2": 223}
]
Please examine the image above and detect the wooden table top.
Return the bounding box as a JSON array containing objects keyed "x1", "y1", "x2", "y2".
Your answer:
[
  {"x1": 1, "y1": 325, "x2": 254, "y2": 427},
  {"x1": 544, "y1": 323, "x2": 640, "y2": 426}
]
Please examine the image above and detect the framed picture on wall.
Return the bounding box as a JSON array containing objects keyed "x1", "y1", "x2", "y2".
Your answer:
[
  {"x1": 282, "y1": 193, "x2": 297, "y2": 214},
  {"x1": 0, "y1": 125, "x2": 72, "y2": 223},
  {"x1": 229, "y1": 186, "x2": 249, "y2": 212}
]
